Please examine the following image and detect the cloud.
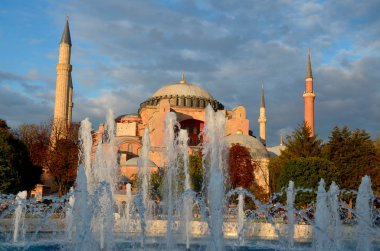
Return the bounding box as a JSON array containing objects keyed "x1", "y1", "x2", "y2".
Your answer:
[{"x1": 0, "y1": 0, "x2": 379, "y2": 146}]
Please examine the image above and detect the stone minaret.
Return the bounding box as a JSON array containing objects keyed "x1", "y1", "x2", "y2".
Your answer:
[
  {"x1": 53, "y1": 18, "x2": 72, "y2": 137},
  {"x1": 303, "y1": 49, "x2": 315, "y2": 137},
  {"x1": 258, "y1": 83, "x2": 267, "y2": 145}
]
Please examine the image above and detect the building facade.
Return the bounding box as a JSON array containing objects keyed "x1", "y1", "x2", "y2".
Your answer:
[{"x1": 94, "y1": 73, "x2": 271, "y2": 193}]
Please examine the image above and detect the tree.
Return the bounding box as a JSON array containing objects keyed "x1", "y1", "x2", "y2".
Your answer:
[
  {"x1": 278, "y1": 157, "x2": 337, "y2": 206},
  {"x1": 228, "y1": 143, "x2": 254, "y2": 189},
  {"x1": 323, "y1": 126, "x2": 380, "y2": 192},
  {"x1": 150, "y1": 169, "x2": 163, "y2": 201},
  {"x1": 0, "y1": 119, "x2": 41, "y2": 194},
  {"x1": 16, "y1": 123, "x2": 50, "y2": 172},
  {"x1": 268, "y1": 157, "x2": 283, "y2": 193},
  {"x1": 268, "y1": 123, "x2": 323, "y2": 193},
  {"x1": 281, "y1": 122, "x2": 323, "y2": 160},
  {"x1": 189, "y1": 153, "x2": 203, "y2": 193},
  {"x1": 46, "y1": 124, "x2": 79, "y2": 197}
]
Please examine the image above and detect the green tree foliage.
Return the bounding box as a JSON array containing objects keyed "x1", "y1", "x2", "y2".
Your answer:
[
  {"x1": 278, "y1": 157, "x2": 337, "y2": 206},
  {"x1": 0, "y1": 119, "x2": 41, "y2": 194},
  {"x1": 269, "y1": 123, "x2": 323, "y2": 193},
  {"x1": 228, "y1": 143, "x2": 254, "y2": 188},
  {"x1": 150, "y1": 170, "x2": 163, "y2": 201},
  {"x1": 268, "y1": 157, "x2": 283, "y2": 193},
  {"x1": 323, "y1": 126, "x2": 380, "y2": 192},
  {"x1": 189, "y1": 153, "x2": 203, "y2": 193},
  {"x1": 281, "y1": 122, "x2": 323, "y2": 159}
]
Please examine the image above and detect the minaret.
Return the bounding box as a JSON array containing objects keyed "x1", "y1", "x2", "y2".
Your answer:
[
  {"x1": 303, "y1": 49, "x2": 315, "y2": 137},
  {"x1": 258, "y1": 83, "x2": 267, "y2": 145},
  {"x1": 53, "y1": 18, "x2": 72, "y2": 137}
]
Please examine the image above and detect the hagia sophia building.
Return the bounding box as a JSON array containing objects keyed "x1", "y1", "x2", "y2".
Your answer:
[{"x1": 50, "y1": 19, "x2": 316, "y2": 195}]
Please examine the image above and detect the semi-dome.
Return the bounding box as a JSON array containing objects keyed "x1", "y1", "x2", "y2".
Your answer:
[
  {"x1": 225, "y1": 134, "x2": 269, "y2": 159},
  {"x1": 139, "y1": 73, "x2": 224, "y2": 110},
  {"x1": 125, "y1": 157, "x2": 157, "y2": 167}
]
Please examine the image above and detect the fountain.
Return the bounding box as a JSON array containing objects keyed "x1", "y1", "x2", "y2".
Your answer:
[{"x1": 0, "y1": 105, "x2": 379, "y2": 250}]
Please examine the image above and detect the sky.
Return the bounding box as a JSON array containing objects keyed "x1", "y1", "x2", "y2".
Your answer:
[{"x1": 0, "y1": 0, "x2": 379, "y2": 146}]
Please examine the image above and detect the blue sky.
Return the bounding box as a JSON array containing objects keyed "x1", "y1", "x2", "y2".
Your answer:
[{"x1": 0, "y1": 0, "x2": 379, "y2": 146}]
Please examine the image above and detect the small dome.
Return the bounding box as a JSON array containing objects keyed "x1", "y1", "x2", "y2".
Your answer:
[
  {"x1": 115, "y1": 113, "x2": 139, "y2": 121},
  {"x1": 125, "y1": 157, "x2": 157, "y2": 167},
  {"x1": 225, "y1": 134, "x2": 269, "y2": 159},
  {"x1": 152, "y1": 82, "x2": 213, "y2": 99},
  {"x1": 267, "y1": 145, "x2": 286, "y2": 157}
]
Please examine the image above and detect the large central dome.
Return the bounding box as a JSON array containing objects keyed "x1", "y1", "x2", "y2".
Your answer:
[
  {"x1": 139, "y1": 74, "x2": 224, "y2": 110},
  {"x1": 152, "y1": 82, "x2": 213, "y2": 99}
]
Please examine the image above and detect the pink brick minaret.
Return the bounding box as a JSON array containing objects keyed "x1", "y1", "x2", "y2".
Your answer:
[{"x1": 303, "y1": 49, "x2": 315, "y2": 136}]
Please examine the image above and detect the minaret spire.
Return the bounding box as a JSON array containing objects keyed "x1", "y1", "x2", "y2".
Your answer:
[
  {"x1": 60, "y1": 17, "x2": 72, "y2": 46},
  {"x1": 179, "y1": 71, "x2": 186, "y2": 84},
  {"x1": 258, "y1": 82, "x2": 267, "y2": 145},
  {"x1": 303, "y1": 48, "x2": 315, "y2": 137},
  {"x1": 260, "y1": 82, "x2": 265, "y2": 108},
  {"x1": 306, "y1": 48, "x2": 312, "y2": 79}
]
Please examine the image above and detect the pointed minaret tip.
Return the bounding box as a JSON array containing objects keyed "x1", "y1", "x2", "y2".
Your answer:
[
  {"x1": 179, "y1": 71, "x2": 186, "y2": 84},
  {"x1": 60, "y1": 18, "x2": 72, "y2": 46},
  {"x1": 280, "y1": 134, "x2": 284, "y2": 146},
  {"x1": 260, "y1": 82, "x2": 265, "y2": 108},
  {"x1": 306, "y1": 48, "x2": 313, "y2": 79}
]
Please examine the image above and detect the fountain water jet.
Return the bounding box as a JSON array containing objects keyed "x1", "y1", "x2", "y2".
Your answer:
[
  {"x1": 328, "y1": 182, "x2": 341, "y2": 250},
  {"x1": 237, "y1": 188, "x2": 245, "y2": 244},
  {"x1": 286, "y1": 181, "x2": 295, "y2": 249},
  {"x1": 13, "y1": 190, "x2": 27, "y2": 243},
  {"x1": 140, "y1": 128, "x2": 151, "y2": 213},
  {"x1": 314, "y1": 179, "x2": 330, "y2": 250},
  {"x1": 164, "y1": 112, "x2": 178, "y2": 249},
  {"x1": 178, "y1": 129, "x2": 192, "y2": 249},
  {"x1": 65, "y1": 187, "x2": 75, "y2": 241},
  {"x1": 203, "y1": 105, "x2": 226, "y2": 251},
  {"x1": 356, "y1": 175, "x2": 374, "y2": 251}
]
